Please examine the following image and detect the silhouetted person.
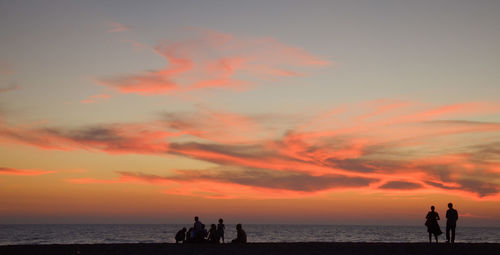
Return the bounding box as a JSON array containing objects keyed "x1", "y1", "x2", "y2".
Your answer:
[
  {"x1": 193, "y1": 216, "x2": 203, "y2": 242},
  {"x1": 175, "y1": 227, "x2": 186, "y2": 243},
  {"x1": 217, "y1": 218, "x2": 225, "y2": 243},
  {"x1": 446, "y1": 202, "x2": 459, "y2": 243},
  {"x1": 207, "y1": 224, "x2": 218, "y2": 243},
  {"x1": 194, "y1": 216, "x2": 202, "y2": 232},
  {"x1": 426, "y1": 205, "x2": 442, "y2": 243},
  {"x1": 232, "y1": 223, "x2": 247, "y2": 243},
  {"x1": 185, "y1": 227, "x2": 194, "y2": 243},
  {"x1": 201, "y1": 224, "x2": 208, "y2": 240}
]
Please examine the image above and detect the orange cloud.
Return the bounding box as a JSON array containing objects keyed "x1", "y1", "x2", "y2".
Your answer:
[
  {"x1": 1, "y1": 101, "x2": 499, "y2": 199},
  {"x1": 0, "y1": 122, "x2": 177, "y2": 154},
  {"x1": 0, "y1": 167, "x2": 55, "y2": 176},
  {"x1": 67, "y1": 169, "x2": 377, "y2": 199},
  {"x1": 99, "y1": 29, "x2": 329, "y2": 95}
]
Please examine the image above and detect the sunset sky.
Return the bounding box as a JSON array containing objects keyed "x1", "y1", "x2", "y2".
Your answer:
[{"x1": 1, "y1": 0, "x2": 499, "y2": 226}]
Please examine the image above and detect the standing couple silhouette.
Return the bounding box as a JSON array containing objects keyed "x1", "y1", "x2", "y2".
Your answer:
[{"x1": 425, "y1": 203, "x2": 458, "y2": 243}]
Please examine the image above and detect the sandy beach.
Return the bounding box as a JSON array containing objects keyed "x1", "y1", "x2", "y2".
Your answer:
[{"x1": 1, "y1": 242, "x2": 499, "y2": 255}]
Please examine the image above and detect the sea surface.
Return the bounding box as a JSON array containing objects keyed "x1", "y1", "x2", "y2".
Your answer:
[{"x1": 0, "y1": 224, "x2": 499, "y2": 245}]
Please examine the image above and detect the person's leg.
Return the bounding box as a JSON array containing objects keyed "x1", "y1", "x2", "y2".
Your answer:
[
  {"x1": 429, "y1": 232, "x2": 432, "y2": 243},
  {"x1": 446, "y1": 224, "x2": 451, "y2": 242},
  {"x1": 451, "y1": 225, "x2": 456, "y2": 243},
  {"x1": 434, "y1": 234, "x2": 438, "y2": 243}
]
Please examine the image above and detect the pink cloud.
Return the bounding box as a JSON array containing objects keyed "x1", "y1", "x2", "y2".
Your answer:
[
  {"x1": 80, "y1": 99, "x2": 95, "y2": 104},
  {"x1": 99, "y1": 29, "x2": 330, "y2": 95},
  {"x1": 164, "y1": 108, "x2": 267, "y2": 143},
  {"x1": 107, "y1": 22, "x2": 133, "y2": 33}
]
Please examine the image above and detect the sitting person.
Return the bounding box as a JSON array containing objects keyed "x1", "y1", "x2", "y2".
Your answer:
[
  {"x1": 232, "y1": 224, "x2": 247, "y2": 243},
  {"x1": 201, "y1": 224, "x2": 208, "y2": 241},
  {"x1": 207, "y1": 224, "x2": 218, "y2": 243},
  {"x1": 175, "y1": 227, "x2": 186, "y2": 243},
  {"x1": 185, "y1": 227, "x2": 194, "y2": 243}
]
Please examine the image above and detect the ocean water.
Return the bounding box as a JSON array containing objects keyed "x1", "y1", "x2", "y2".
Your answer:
[{"x1": 0, "y1": 224, "x2": 499, "y2": 245}]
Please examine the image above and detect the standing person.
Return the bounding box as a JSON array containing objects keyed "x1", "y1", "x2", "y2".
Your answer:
[
  {"x1": 446, "y1": 203, "x2": 459, "y2": 243},
  {"x1": 425, "y1": 205, "x2": 443, "y2": 243},
  {"x1": 193, "y1": 216, "x2": 203, "y2": 242},
  {"x1": 232, "y1": 223, "x2": 247, "y2": 243},
  {"x1": 217, "y1": 218, "x2": 225, "y2": 243}
]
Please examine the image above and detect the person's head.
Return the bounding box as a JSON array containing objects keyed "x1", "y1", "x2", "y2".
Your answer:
[
  {"x1": 211, "y1": 224, "x2": 216, "y2": 229},
  {"x1": 182, "y1": 227, "x2": 186, "y2": 232},
  {"x1": 194, "y1": 216, "x2": 199, "y2": 222},
  {"x1": 218, "y1": 218, "x2": 223, "y2": 224},
  {"x1": 201, "y1": 224, "x2": 205, "y2": 229},
  {"x1": 431, "y1": 205, "x2": 435, "y2": 211},
  {"x1": 448, "y1": 203, "x2": 453, "y2": 209},
  {"x1": 236, "y1": 224, "x2": 242, "y2": 230}
]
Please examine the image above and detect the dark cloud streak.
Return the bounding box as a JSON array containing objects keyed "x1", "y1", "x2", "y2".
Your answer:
[
  {"x1": 120, "y1": 168, "x2": 378, "y2": 192},
  {"x1": 379, "y1": 181, "x2": 422, "y2": 190}
]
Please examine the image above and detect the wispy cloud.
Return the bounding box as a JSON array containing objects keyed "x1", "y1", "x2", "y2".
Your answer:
[
  {"x1": 0, "y1": 123, "x2": 177, "y2": 154},
  {"x1": 163, "y1": 108, "x2": 270, "y2": 143},
  {"x1": 0, "y1": 82, "x2": 19, "y2": 94},
  {"x1": 80, "y1": 94, "x2": 112, "y2": 104},
  {"x1": 426, "y1": 179, "x2": 500, "y2": 197},
  {"x1": 67, "y1": 168, "x2": 377, "y2": 199},
  {"x1": 0, "y1": 167, "x2": 55, "y2": 176},
  {"x1": 379, "y1": 181, "x2": 423, "y2": 190},
  {"x1": 1, "y1": 100, "x2": 500, "y2": 199},
  {"x1": 107, "y1": 22, "x2": 133, "y2": 33},
  {"x1": 99, "y1": 29, "x2": 329, "y2": 95}
]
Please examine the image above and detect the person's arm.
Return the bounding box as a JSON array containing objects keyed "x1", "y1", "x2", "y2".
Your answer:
[{"x1": 436, "y1": 213, "x2": 440, "y2": 220}]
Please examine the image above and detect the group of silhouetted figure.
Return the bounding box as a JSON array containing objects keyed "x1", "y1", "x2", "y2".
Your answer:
[
  {"x1": 174, "y1": 204, "x2": 459, "y2": 244},
  {"x1": 175, "y1": 216, "x2": 247, "y2": 244},
  {"x1": 425, "y1": 202, "x2": 459, "y2": 243}
]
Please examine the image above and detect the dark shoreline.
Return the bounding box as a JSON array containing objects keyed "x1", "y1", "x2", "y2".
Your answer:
[{"x1": 1, "y1": 242, "x2": 499, "y2": 255}]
